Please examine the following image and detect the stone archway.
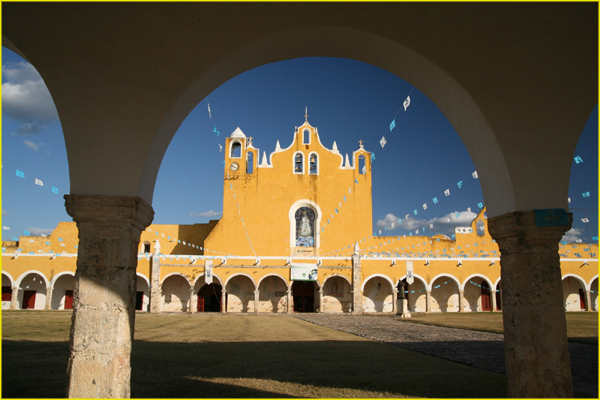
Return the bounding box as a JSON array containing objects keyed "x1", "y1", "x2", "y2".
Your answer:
[
  {"x1": 562, "y1": 275, "x2": 587, "y2": 311},
  {"x1": 51, "y1": 273, "x2": 75, "y2": 310},
  {"x1": 225, "y1": 274, "x2": 256, "y2": 313},
  {"x1": 322, "y1": 275, "x2": 352, "y2": 313},
  {"x1": 429, "y1": 275, "x2": 460, "y2": 313},
  {"x1": 3, "y1": 3, "x2": 595, "y2": 397},
  {"x1": 161, "y1": 274, "x2": 191, "y2": 312},
  {"x1": 362, "y1": 275, "x2": 394, "y2": 313},
  {"x1": 257, "y1": 275, "x2": 288, "y2": 313},
  {"x1": 17, "y1": 272, "x2": 48, "y2": 310}
]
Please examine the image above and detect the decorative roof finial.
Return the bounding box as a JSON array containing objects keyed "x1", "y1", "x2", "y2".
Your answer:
[
  {"x1": 304, "y1": 107, "x2": 308, "y2": 122},
  {"x1": 358, "y1": 139, "x2": 364, "y2": 149}
]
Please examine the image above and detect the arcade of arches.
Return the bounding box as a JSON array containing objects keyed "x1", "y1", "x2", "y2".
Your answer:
[{"x1": 2, "y1": 3, "x2": 597, "y2": 398}]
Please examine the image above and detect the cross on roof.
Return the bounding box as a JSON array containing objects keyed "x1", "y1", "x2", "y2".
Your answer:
[
  {"x1": 358, "y1": 139, "x2": 364, "y2": 148},
  {"x1": 304, "y1": 107, "x2": 308, "y2": 122}
]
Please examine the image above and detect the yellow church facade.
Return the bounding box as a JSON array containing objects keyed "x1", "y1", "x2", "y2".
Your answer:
[{"x1": 2, "y1": 121, "x2": 598, "y2": 315}]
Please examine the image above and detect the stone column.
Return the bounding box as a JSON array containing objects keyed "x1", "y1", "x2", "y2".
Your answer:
[
  {"x1": 318, "y1": 289, "x2": 323, "y2": 313},
  {"x1": 458, "y1": 290, "x2": 465, "y2": 312},
  {"x1": 254, "y1": 290, "x2": 259, "y2": 313},
  {"x1": 221, "y1": 290, "x2": 227, "y2": 313},
  {"x1": 488, "y1": 210, "x2": 572, "y2": 398},
  {"x1": 149, "y1": 255, "x2": 161, "y2": 313},
  {"x1": 45, "y1": 286, "x2": 53, "y2": 310},
  {"x1": 189, "y1": 289, "x2": 195, "y2": 313},
  {"x1": 287, "y1": 289, "x2": 293, "y2": 314},
  {"x1": 65, "y1": 195, "x2": 153, "y2": 398},
  {"x1": 491, "y1": 286, "x2": 498, "y2": 312},
  {"x1": 392, "y1": 287, "x2": 398, "y2": 314},
  {"x1": 425, "y1": 290, "x2": 431, "y2": 312},
  {"x1": 585, "y1": 289, "x2": 592, "y2": 311},
  {"x1": 351, "y1": 243, "x2": 363, "y2": 314},
  {"x1": 10, "y1": 286, "x2": 19, "y2": 309}
]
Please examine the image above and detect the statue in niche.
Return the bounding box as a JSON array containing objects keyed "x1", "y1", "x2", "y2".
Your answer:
[{"x1": 295, "y1": 207, "x2": 315, "y2": 247}]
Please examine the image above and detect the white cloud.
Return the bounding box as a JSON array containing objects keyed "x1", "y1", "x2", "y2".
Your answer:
[
  {"x1": 190, "y1": 210, "x2": 222, "y2": 219},
  {"x1": 26, "y1": 227, "x2": 54, "y2": 237},
  {"x1": 13, "y1": 122, "x2": 47, "y2": 135},
  {"x1": 561, "y1": 228, "x2": 585, "y2": 243},
  {"x1": 376, "y1": 210, "x2": 478, "y2": 237},
  {"x1": 2, "y1": 62, "x2": 59, "y2": 126},
  {"x1": 23, "y1": 139, "x2": 45, "y2": 152}
]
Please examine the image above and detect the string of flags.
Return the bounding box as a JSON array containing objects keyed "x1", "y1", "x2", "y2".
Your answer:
[
  {"x1": 13, "y1": 168, "x2": 60, "y2": 194},
  {"x1": 379, "y1": 88, "x2": 414, "y2": 150}
]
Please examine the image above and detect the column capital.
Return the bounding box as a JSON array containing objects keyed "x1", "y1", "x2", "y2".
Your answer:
[
  {"x1": 65, "y1": 195, "x2": 154, "y2": 231},
  {"x1": 488, "y1": 210, "x2": 571, "y2": 250}
]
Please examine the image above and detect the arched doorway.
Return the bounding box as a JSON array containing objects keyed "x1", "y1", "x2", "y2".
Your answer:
[
  {"x1": 463, "y1": 276, "x2": 493, "y2": 312},
  {"x1": 562, "y1": 276, "x2": 586, "y2": 311},
  {"x1": 292, "y1": 281, "x2": 315, "y2": 312},
  {"x1": 51, "y1": 274, "x2": 75, "y2": 310},
  {"x1": 362, "y1": 276, "x2": 394, "y2": 313},
  {"x1": 18, "y1": 273, "x2": 48, "y2": 310},
  {"x1": 226, "y1": 275, "x2": 256, "y2": 313},
  {"x1": 257, "y1": 275, "x2": 288, "y2": 313},
  {"x1": 591, "y1": 278, "x2": 598, "y2": 312},
  {"x1": 2, "y1": 273, "x2": 13, "y2": 310},
  {"x1": 430, "y1": 276, "x2": 460, "y2": 312},
  {"x1": 322, "y1": 276, "x2": 351, "y2": 313},
  {"x1": 197, "y1": 283, "x2": 223, "y2": 312},
  {"x1": 161, "y1": 274, "x2": 191, "y2": 312}
]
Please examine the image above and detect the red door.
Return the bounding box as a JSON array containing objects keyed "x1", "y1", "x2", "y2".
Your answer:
[
  {"x1": 22, "y1": 290, "x2": 36, "y2": 309},
  {"x1": 197, "y1": 296, "x2": 204, "y2": 312},
  {"x1": 481, "y1": 282, "x2": 492, "y2": 311},
  {"x1": 579, "y1": 289, "x2": 586, "y2": 310},
  {"x1": 2, "y1": 286, "x2": 11, "y2": 302},
  {"x1": 64, "y1": 290, "x2": 74, "y2": 309}
]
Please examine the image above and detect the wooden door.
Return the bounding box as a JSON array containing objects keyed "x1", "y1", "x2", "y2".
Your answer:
[
  {"x1": 22, "y1": 290, "x2": 36, "y2": 309},
  {"x1": 64, "y1": 290, "x2": 74, "y2": 309},
  {"x1": 197, "y1": 296, "x2": 204, "y2": 312},
  {"x1": 579, "y1": 289, "x2": 586, "y2": 310},
  {"x1": 135, "y1": 291, "x2": 144, "y2": 311},
  {"x1": 481, "y1": 282, "x2": 492, "y2": 311},
  {"x1": 2, "y1": 286, "x2": 12, "y2": 302}
]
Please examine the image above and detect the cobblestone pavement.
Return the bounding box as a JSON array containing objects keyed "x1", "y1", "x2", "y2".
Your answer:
[{"x1": 294, "y1": 314, "x2": 598, "y2": 397}]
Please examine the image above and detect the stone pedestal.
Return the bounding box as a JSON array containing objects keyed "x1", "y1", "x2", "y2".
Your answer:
[
  {"x1": 398, "y1": 298, "x2": 411, "y2": 318},
  {"x1": 65, "y1": 195, "x2": 153, "y2": 398},
  {"x1": 488, "y1": 210, "x2": 572, "y2": 398}
]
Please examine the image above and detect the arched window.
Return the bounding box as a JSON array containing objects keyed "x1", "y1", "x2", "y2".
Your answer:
[
  {"x1": 476, "y1": 219, "x2": 485, "y2": 236},
  {"x1": 309, "y1": 153, "x2": 318, "y2": 174},
  {"x1": 230, "y1": 141, "x2": 242, "y2": 158},
  {"x1": 247, "y1": 151, "x2": 254, "y2": 174},
  {"x1": 303, "y1": 129, "x2": 310, "y2": 144},
  {"x1": 358, "y1": 155, "x2": 366, "y2": 174},
  {"x1": 294, "y1": 152, "x2": 304, "y2": 174},
  {"x1": 295, "y1": 207, "x2": 315, "y2": 247}
]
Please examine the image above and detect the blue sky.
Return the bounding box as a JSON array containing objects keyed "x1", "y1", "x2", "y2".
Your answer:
[{"x1": 2, "y1": 47, "x2": 598, "y2": 245}]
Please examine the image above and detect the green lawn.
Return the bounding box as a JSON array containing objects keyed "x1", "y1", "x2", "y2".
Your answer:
[
  {"x1": 2, "y1": 311, "x2": 508, "y2": 398},
  {"x1": 397, "y1": 312, "x2": 598, "y2": 345}
]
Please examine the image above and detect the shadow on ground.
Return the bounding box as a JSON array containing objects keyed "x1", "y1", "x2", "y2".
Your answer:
[{"x1": 2, "y1": 339, "x2": 508, "y2": 398}]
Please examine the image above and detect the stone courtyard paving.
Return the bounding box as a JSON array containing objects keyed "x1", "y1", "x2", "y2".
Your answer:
[{"x1": 294, "y1": 314, "x2": 598, "y2": 398}]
